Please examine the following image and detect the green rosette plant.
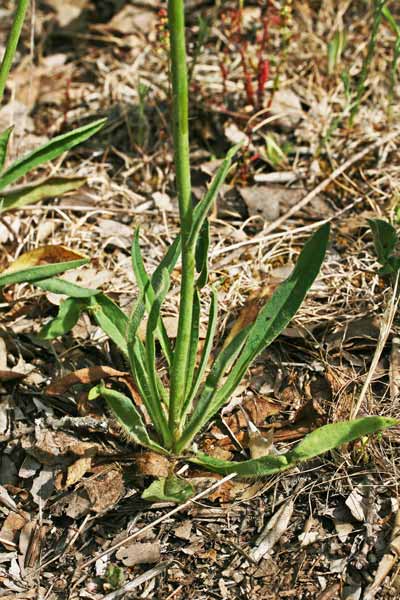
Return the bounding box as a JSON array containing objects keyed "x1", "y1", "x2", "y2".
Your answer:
[{"x1": 2, "y1": 0, "x2": 396, "y2": 502}]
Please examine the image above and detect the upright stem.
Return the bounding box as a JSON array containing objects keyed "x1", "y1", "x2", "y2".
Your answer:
[
  {"x1": 168, "y1": 0, "x2": 195, "y2": 446},
  {"x1": 0, "y1": 0, "x2": 30, "y2": 105}
]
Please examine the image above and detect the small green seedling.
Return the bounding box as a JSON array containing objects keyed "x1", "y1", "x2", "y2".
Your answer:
[
  {"x1": 0, "y1": 1, "x2": 106, "y2": 212},
  {"x1": 2, "y1": 1, "x2": 396, "y2": 502},
  {"x1": 368, "y1": 218, "x2": 400, "y2": 276}
]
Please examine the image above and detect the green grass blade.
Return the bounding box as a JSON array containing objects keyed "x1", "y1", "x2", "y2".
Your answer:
[
  {"x1": 35, "y1": 277, "x2": 100, "y2": 297},
  {"x1": 90, "y1": 383, "x2": 168, "y2": 455},
  {"x1": 88, "y1": 294, "x2": 128, "y2": 355},
  {"x1": 190, "y1": 417, "x2": 397, "y2": 477},
  {"x1": 0, "y1": 127, "x2": 13, "y2": 173},
  {"x1": 188, "y1": 144, "x2": 241, "y2": 249},
  {"x1": 0, "y1": 177, "x2": 86, "y2": 212},
  {"x1": 40, "y1": 298, "x2": 87, "y2": 339},
  {"x1": 0, "y1": 119, "x2": 106, "y2": 191}
]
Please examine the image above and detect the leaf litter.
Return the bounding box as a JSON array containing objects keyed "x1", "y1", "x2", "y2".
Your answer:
[{"x1": 0, "y1": 0, "x2": 400, "y2": 598}]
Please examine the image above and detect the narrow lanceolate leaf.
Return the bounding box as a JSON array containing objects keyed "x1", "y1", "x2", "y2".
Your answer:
[
  {"x1": 184, "y1": 289, "x2": 201, "y2": 401},
  {"x1": 129, "y1": 336, "x2": 172, "y2": 448},
  {"x1": 130, "y1": 229, "x2": 173, "y2": 364},
  {"x1": 176, "y1": 324, "x2": 251, "y2": 452},
  {"x1": 205, "y1": 224, "x2": 329, "y2": 420},
  {"x1": 0, "y1": 118, "x2": 106, "y2": 191},
  {"x1": 182, "y1": 288, "x2": 218, "y2": 419},
  {"x1": 0, "y1": 127, "x2": 13, "y2": 173},
  {"x1": 190, "y1": 417, "x2": 397, "y2": 477},
  {"x1": 90, "y1": 383, "x2": 168, "y2": 455},
  {"x1": 0, "y1": 246, "x2": 89, "y2": 288},
  {"x1": 178, "y1": 224, "x2": 330, "y2": 452},
  {"x1": 35, "y1": 277, "x2": 100, "y2": 297},
  {"x1": 0, "y1": 177, "x2": 86, "y2": 212},
  {"x1": 145, "y1": 269, "x2": 170, "y2": 413},
  {"x1": 195, "y1": 220, "x2": 210, "y2": 289},
  {"x1": 88, "y1": 294, "x2": 128, "y2": 355},
  {"x1": 188, "y1": 143, "x2": 241, "y2": 249},
  {"x1": 41, "y1": 298, "x2": 87, "y2": 339}
]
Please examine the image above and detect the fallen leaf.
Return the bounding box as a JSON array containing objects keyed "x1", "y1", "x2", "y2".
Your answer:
[
  {"x1": 1, "y1": 246, "x2": 87, "y2": 273},
  {"x1": 250, "y1": 500, "x2": 294, "y2": 562},
  {"x1": 46, "y1": 366, "x2": 129, "y2": 395},
  {"x1": 65, "y1": 456, "x2": 92, "y2": 488},
  {"x1": 134, "y1": 451, "x2": 170, "y2": 478},
  {"x1": 0, "y1": 512, "x2": 28, "y2": 550},
  {"x1": 83, "y1": 468, "x2": 125, "y2": 513},
  {"x1": 116, "y1": 541, "x2": 160, "y2": 566}
]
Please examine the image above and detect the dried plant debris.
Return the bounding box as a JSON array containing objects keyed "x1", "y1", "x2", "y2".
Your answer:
[{"x1": 0, "y1": 0, "x2": 400, "y2": 598}]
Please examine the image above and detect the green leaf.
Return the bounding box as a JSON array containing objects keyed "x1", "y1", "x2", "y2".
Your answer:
[
  {"x1": 0, "y1": 118, "x2": 106, "y2": 191},
  {"x1": 177, "y1": 324, "x2": 251, "y2": 452},
  {"x1": 35, "y1": 277, "x2": 100, "y2": 297},
  {"x1": 182, "y1": 288, "x2": 218, "y2": 418},
  {"x1": 209, "y1": 224, "x2": 330, "y2": 411},
  {"x1": 88, "y1": 294, "x2": 128, "y2": 354},
  {"x1": 0, "y1": 246, "x2": 89, "y2": 288},
  {"x1": 92, "y1": 383, "x2": 168, "y2": 454},
  {"x1": 0, "y1": 177, "x2": 86, "y2": 212},
  {"x1": 178, "y1": 224, "x2": 330, "y2": 451},
  {"x1": 131, "y1": 229, "x2": 173, "y2": 365},
  {"x1": 141, "y1": 476, "x2": 194, "y2": 503},
  {"x1": 184, "y1": 288, "x2": 200, "y2": 399},
  {"x1": 383, "y1": 5, "x2": 400, "y2": 36},
  {"x1": 145, "y1": 269, "x2": 170, "y2": 412},
  {"x1": 190, "y1": 417, "x2": 397, "y2": 477},
  {"x1": 195, "y1": 220, "x2": 210, "y2": 289},
  {"x1": 41, "y1": 298, "x2": 87, "y2": 339},
  {"x1": 129, "y1": 336, "x2": 172, "y2": 448},
  {"x1": 188, "y1": 144, "x2": 241, "y2": 249},
  {"x1": 368, "y1": 218, "x2": 398, "y2": 266},
  {"x1": 0, "y1": 127, "x2": 13, "y2": 173}
]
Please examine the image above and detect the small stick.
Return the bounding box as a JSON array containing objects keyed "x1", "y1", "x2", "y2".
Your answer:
[{"x1": 79, "y1": 472, "x2": 237, "y2": 570}]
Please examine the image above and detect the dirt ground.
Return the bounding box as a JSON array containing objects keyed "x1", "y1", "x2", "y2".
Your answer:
[{"x1": 1, "y1": 1, "x2": 400, "y2": 598}]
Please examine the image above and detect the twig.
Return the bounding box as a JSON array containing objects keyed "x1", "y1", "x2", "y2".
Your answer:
[
  {"x1": 78, "y1": 472, "x2": 237, "y2": 570},
  {"x1": 101, "y1": 561, "x2": 171, "y2": 600},
  {"x1": 351, "y1": 270, "x2": 400, "y2": 418}
]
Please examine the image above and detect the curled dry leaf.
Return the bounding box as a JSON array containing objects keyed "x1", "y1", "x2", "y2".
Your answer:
[
  {"x1": 46, "y1": 366, "x2": 129, "y2": 396},
  {"x1": 1, "y1": 246, "x2": 87, "y2": 274},
  {"x1": 65, "y1": 456, "x2": 92, "y2": 488}
]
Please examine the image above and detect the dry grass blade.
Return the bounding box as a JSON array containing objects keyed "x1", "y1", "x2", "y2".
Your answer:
[{"x1": 351, "y1": 271, "x2": 400, "y2": 418}]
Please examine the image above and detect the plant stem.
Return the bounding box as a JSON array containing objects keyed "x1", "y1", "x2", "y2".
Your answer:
[
  {"x1": 0, "y1": 0, "x2": 30, "y2": 105},
  {"x1": 349, "y1": 0, "x2": 386, "y2": 125},
  {"x1": 167, "y1": 0, "x2": 195, "y2": 446}
]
